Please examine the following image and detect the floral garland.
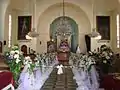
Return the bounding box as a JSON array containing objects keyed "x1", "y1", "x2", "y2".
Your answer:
[
  {"x1": 38, "y1": 52, "x2": 57, "y2": 65},
  {"x1": 23, "y1": 56, "x2": 35, "y2": 74},
  {"x1": 89, "y1": 45, "x2": 113, "y2": 65},
  {"x1": 5, "y1": 47, "x2": 57, "y2": 84},
  {"x1": 5, "y1": 45, "x2": 24, "y2": 82},
  {"x1": 69, "y1": 53, "x2": 95, "y2": 71}
]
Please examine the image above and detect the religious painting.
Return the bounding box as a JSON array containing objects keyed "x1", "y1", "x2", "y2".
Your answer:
[
  {"x1": 18, "y1": 16, "x2": 31, "y2": 40},
  {"x1": 58, "y1": 39, "x2": 70, "y2": 52},
  {"x1": 96, "y1": 16, "x2": 110, "y2": 40},
  {"x1": 47, "y1": 41, "x2": 56, "y2": 53}
]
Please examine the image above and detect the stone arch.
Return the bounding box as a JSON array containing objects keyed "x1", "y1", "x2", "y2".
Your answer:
[
  {"x1": 36, "y1": 1, "x2": 91, "y2": 53},
  {"x1": 21, "y1": 45, "x2": 27, "y2": 56},
  {"x1": 50, "y1": 16, "x2": 78, "y2": 52}
]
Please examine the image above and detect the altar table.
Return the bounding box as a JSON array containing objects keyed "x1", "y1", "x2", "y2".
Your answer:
[{"x1": 57, "y1": 52, "x2": 69, "y2": 62}]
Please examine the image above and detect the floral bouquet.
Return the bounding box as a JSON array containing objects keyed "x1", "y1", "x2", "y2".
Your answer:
[
  {"x1": 99, "y1": 45, "x2": 113, "y2": 74},
  {"x1": 69, "y1": 52, "x2": 95, "y2": 71},
  {"x1": 23, "y1": 56, "x2": 35, "y2": 74},
  {"x1": 5, "y1": 45, "x2": 24, "y2": 83},
  {"x1": 89, "y1": 44, "x2": 114, "y2": 74}
]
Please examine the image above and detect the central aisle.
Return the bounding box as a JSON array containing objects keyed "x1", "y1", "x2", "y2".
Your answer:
[{"x1": 41, "y1": 66, "x2": 78, "y2": 90}]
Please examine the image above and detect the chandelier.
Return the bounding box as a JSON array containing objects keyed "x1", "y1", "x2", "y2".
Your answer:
[
  {"x1": 55, "y1": 0, "x2": 72, "y2": 38},
  {"x1": 88, "y1": 0, "x2": 101, "y2": 39},
  {"x1": 26, "y1": 0, "x2": 39, "y2": 39},
  {"x1": 26, "y1": 28, "x2": 39, "y2": 38},
  {"x1": 89, "y1": 28, "x2": 101, "y2": 38}
]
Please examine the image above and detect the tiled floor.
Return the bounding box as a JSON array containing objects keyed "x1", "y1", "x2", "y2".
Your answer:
[{"x1": 41, "y1": 67, "x2": 77, "y2": 90}]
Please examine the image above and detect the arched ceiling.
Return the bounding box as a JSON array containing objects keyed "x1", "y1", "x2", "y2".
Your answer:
[
  {"x1": 8, "y1": 0, "x2": 119, "y2": 22},
  {"x1": 10, "y1": 0, "x2": 28, "y2": 10},
  {"x1": 37, "y1": 2, "x2": 89, "y2": 24},
  {"x1": 8, "y1": 0, "x2": 118, "y2": 12},
  {"x1": 36, "y1": 2, "x2": 91, "y2": 35}
]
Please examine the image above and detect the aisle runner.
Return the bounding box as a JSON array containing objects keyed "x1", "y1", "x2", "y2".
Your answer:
[
  {"x1": 17, "y1": 62, "x2": 57, "y2": 90},
  {"x1": 72, "y1": 66, "x2": 99, "y2": 90},
  {"x1": 41, "y1": 66, "x2": 78, "y2": 90}
]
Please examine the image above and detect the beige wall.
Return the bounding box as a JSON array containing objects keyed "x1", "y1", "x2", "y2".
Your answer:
[
  {"x1": 110, "y1": 8, "x2": 120, "y2": 53},
  {"x1": 3, "y1": 0, "x2": 120, "y2": 54},
  {"x1": 36, "y1": 3, "x2": 90, "y2": 53}
]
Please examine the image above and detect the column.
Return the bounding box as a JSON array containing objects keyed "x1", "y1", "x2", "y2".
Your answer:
[{"x1": 0, "y1": 0, "x2": 10, "y2": 41}]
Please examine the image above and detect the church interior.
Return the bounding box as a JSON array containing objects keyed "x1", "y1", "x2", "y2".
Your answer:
[{"x1": 0, "y1": 0, "x2": 120, "y2": 90}]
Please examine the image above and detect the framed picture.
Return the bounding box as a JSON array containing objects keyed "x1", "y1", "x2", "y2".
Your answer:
[
  {"x1": 18, "y1": 16, "x2": 31, "y2": 40},
  {"x1": 47, "y1": 41, "x2": 56, "y2": 53},
  {"x1": 96, "y1": 16, "x2": 110, "y2": 40}
]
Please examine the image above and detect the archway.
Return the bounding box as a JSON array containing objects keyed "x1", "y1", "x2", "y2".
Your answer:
[
  {"x1": 21, "y1": 45, "x2": 27, "y2": 56},
  {"x1": 50, "y1": 16, "x2": 78, "y2": 53}
]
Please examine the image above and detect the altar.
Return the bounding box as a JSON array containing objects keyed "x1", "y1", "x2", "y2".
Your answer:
[
  {"x1": 57, "y1": 52, "x2": 69, "y2": 61},
  {"x1": 53, "y1": 16, "x2": 72, "y2": 63},
  {"x1": 57, "y1": 39, "x2": 70, "y2": 63}
]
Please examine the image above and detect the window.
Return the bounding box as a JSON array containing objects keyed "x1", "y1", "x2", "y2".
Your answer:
[{"x1": 8, "y1": 14, "x2": 12, "y2": 47}]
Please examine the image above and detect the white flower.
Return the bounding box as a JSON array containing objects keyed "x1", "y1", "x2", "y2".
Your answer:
[
  {"x1": 109, "y1": 53, "x2": 113, "y2": 56},
  {"x1": 6, "y1": 52, "x2": 9, "y2": 56},
  {"x1": 35, "y1": 60, "x2": 39, "y2": 66},
  {"x1": 102, "y1": 51, "x2": 108, "y2": 56},
  {"x1": 106, "y1": 56, "x2": 110, "y2": 59},
  {"x1": 103, "y1": 60, "x2": 107, "y2": 64},
  {"x1": 24, "y1": 56, "x2": 32, "y2": 65},
  {"x1": 15, "y1": 50, "x2": 19, "y2": 54},
  {"x1": 25, "y1": 56, "x2": 31, "y2": 60},
  {"x1": 29, "y1": 61, "x2": 32, "y2": 64},
  {"x1": 89, "y1": 51, "x2": 92, "y2": 55},
  {"x1": 10, "y1": 50, "x2": 15, "y2": 55},
  {"x1": 12, "y1": 45, "x2": 18, "y2": 50},
  {"x1": 34, "y1": 57, "x2": 38, "y2": 61},
  {"x1": 27, "y1": 64, "x2": 30, "y2": 68},
  {"x1": 16, "y1": 58, "x2": 21, "y2": 64},
  {"x1": 9, "y1": 55, "x2": 14, "y2": 59},
  {"x1": 24, "y1": 60, "x2": 28, "y2": 65},
  {"x1": 14, "y1": 54, "x2": 19, "y2": 59}
]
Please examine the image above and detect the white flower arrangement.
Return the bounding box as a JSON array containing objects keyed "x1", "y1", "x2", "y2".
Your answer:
[
  {"x1": 38, "y1": 53, "x2": 56, "y2": 66},
  {"x1": 69, "y1": 52, "x2": 95, "y2": 71},
  {"x1": 5, "y1": 45, "x2": 24, "y2": 82},
  {"x1": 99, "y1": 45, "x2": 113, "y2": 64},
  {"x1": 34, "y1": 57, "x2": 40, "y2": 67},
  {"x1": 23, "y1": 56, "x2": 35, "y2": 74},
  {"x1": 88, "y1": 44, "x2": 114, "y2": 74}
]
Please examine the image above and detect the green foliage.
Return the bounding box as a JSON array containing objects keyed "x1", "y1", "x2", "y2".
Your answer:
[
  {"x1": 4, "y1": 45, "x2": 23, "y2": 82},
  {"x1": 89, "y1": 44, "x2": 114, "y2": 74}
]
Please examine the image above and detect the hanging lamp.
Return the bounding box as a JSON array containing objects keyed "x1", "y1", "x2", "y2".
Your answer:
[
  {"x1": 55, "y1": 0, "x2": 72, "y2": 39},
  {"x1": 88, "y1": 0, "x2": 101, "y2": 39},
  {"x1": 26, "y1": 0, "x2": 39, "y2": 39}
]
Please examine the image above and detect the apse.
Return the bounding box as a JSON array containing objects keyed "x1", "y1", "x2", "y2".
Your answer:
[
  {"x1": 50, "y1": 16, "x2": 78, "y2": 53},
  {"x1": 37, "y1": 2, "x2": 90, "y2": 53}
]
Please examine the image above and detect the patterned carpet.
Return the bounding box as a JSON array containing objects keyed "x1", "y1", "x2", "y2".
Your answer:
[{"x1": 41, "y1": 66, "x2": 78, "y2": 90}]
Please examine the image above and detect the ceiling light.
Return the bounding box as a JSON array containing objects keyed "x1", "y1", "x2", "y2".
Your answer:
[
  {"x1": 26, "y1": 0, "x2": 39, "y2": 39},
  {"x1": 89, "y1": 0, "x2": 101, "y2": 39},
  {"x1": 55, "y1": 0, "x2": 72, "y2": 39}
]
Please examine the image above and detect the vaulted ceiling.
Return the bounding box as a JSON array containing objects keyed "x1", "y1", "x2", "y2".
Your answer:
[{"x1": 9, "y1": 0, "x2": 118, "y2": 12}]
